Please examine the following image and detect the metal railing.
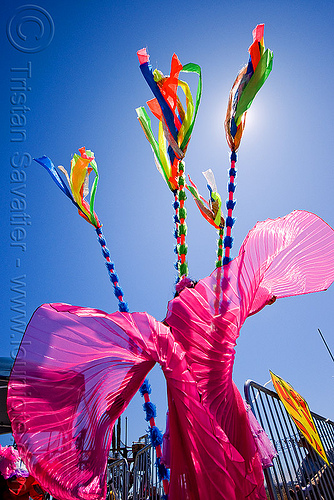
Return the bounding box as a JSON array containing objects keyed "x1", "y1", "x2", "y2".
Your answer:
[
  {"x1": 107, "y1": 457, "x2": 129, "y2": 500},
  {"x1": 245, "y1": 380, "x2": 334, "y2": 500},
  {"x1": 133, "y1": 444, "x2": 164, "y2": 500},
  {"x1": 106, "y1": 444, "x2": 164, "y2": 500}
]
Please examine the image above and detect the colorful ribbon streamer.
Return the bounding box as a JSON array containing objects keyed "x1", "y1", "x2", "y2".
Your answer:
[
  {"x1": 136, "y1": 49, "x2": 202, "y2": 190},
  {"x1": 136, "y1": 49, "x2": 202, "y2": 280},
  {"x1": 223, "y1": 25, "x2": 273, "y2": 263},
  {"x1": 186, "y1": 169, "x2": 225, "y2": 268},
  {"x1": 225, "y1": 24, "x2": 273, "y2": 153},
  {"x1": 34, "y1": 148, "x2": 128, "y2": 312},
  {"x1": 35, "y1": 147, "x2": 100, "y2": 227}
]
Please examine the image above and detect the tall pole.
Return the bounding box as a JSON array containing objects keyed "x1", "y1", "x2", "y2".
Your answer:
[{"x1": 318, "y1": 329, "x2": 334, "y2": 362}]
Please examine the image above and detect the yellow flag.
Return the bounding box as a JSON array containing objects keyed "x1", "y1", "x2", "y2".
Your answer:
[{"x1": 270, "y1": 371, "x2": 328, "y2": 464}]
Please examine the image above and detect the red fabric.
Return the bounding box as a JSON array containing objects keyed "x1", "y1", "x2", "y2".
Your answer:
[
  {"x1": 8, "y1": 211, "x2": 334, "y2": 500},
  {"x1": 249, "y1": 24, "x2": 264, "y2": 71},
  {"x1": 5, "y1": 476, "x2": 44, "y2": 500}
]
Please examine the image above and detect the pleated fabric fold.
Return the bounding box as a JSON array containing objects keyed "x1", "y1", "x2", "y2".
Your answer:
[{"x1": 8, "y1": 306, "x2": 159, "y2": 499}]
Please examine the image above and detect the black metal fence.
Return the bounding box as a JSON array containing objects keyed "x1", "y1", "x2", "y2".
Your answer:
[{"x1": 244, "y1": 380, "x2": 334, "y2": 500}]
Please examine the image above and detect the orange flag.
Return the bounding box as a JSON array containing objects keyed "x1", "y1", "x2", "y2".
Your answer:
[{"x1": 270, "y1": 371, "x2": 328, "y2": 464}]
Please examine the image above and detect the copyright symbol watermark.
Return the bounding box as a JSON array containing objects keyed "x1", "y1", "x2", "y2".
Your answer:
[{"x1": 7, "y1": 4, "x2": 54, "y2": 53}]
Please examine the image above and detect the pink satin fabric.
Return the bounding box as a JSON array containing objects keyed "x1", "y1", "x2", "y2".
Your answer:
[{"x1": 7, "y1": 211, "x2": 334, "y2": 500}]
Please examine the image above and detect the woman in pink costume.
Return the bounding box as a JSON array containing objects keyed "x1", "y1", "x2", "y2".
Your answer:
[{"x1": 7, "y1": 210, "x2": 334, "y2": 500}]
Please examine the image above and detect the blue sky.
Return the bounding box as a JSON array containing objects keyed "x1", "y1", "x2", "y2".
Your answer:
[{"x1": 1, "y1": 0, "x2": 334, "y2": 447}]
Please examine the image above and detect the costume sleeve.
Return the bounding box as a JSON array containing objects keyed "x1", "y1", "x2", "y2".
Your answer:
[
  {"x1": 7, "y1": 303, "x2": 165, "y2": 500},
  {"x1": 237, "y1": 210, "x2": 334, "y2": 317}
]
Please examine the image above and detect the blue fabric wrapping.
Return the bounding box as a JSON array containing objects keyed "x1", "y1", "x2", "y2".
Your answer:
[
  {"x1": 168, "y1": 144, "x2": 176, "y2": 166},
  {"x1": 230, "y1": 117, "x2": 237, "y2": 138},
  {"x1": 246, "y1": 57, "x2": 254, "y2": 76},
  {"x1": 223, "y1": 256, "x2": 232, "y2": 265},
  {"x1": 228, "y1": 182, "x2": 236, "y2": 193},
  {"x1": 34, "y1": 156, "x2": 75, "y2": 202},
  {"x1": 230, "y1": 151, "x2": 237, "y2": 162},
  {"x1": 229, "y1": 167, "x2": 237, "y2": 177}
]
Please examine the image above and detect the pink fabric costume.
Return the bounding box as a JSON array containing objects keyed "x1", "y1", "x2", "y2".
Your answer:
[
  {"x1": 0, "y1": 445, "x2": 29, "y2": 480},
  {"x1": 7, "y1": 211, "x2": 334, "y2": 500}
]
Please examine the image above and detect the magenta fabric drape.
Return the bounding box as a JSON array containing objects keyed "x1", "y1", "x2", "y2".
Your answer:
[{"x1": 7, "y1": 211, "x2": 334, "y2": 500}]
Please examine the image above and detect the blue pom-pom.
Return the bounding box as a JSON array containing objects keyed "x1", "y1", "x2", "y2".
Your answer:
[
  {"x1": 224, "y1": 236, "x2": 233, "y2": 248},
  {"x1": 229, "y1": 167, "x2": 237, "y2": 177},
  {"x1": 139, "y1": 379, "x2": 152, "y2": 396},
  {"x1": 226, "y1": 200, "x2": 236, "y2": 210},
  {"x1": 223, "y1": 256, "x2": 232, "y2": 265},
  {"x1": 109, "y1": 272, "x2": 119, "y2": 284},
  {"x1": 228, "y1": 182, "x2": 235, "y2": 193},
  {"x1": 173, "y1": 201, "x2": 179, "y2": 210},
  {"x1": 226, "y1": 216, "x2": 235, "y2": 228},
  {"x1": 156, "y1": 457, "x2": 170, "y2": 481},
  {"x1": 174, "y1": 262, "x2": 179, "y2": 270},
  {"x1": 149, "y1": 426, "x2": 163, "y2": 447},
  {"x1": 143, "y1": 401, "x2": 156, "y2": 421},
  {"x1": 230, "y1": 151, "x2": 237, "y2": 162},
  {"x1": 105, "y1": 261, "x2": 115, "y2": 271},
  {"x1": 174, "y1": 245, "x2": 178, "y2": 255},
  {"x1": 119, "y1": 301, "x2": 129, "y2": 313},
  {"x1": 114, "y1": 286, "x2": 123, "y2": 297},
  {"x1": 102, "y1": 247, "x2": 110, "y2": 259},
  {"x1": 221, "y1": 276, "x2": 229, "y2": 289},
  {"x1": 174, "y1": 215, "x2": 180, "y2": 223},
  {"x1": 98, "y1": 237, "x2": 107, "y2": 246},
  {"x1": 96, "y1": 227, "x2": 102, "y2": 236}
]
